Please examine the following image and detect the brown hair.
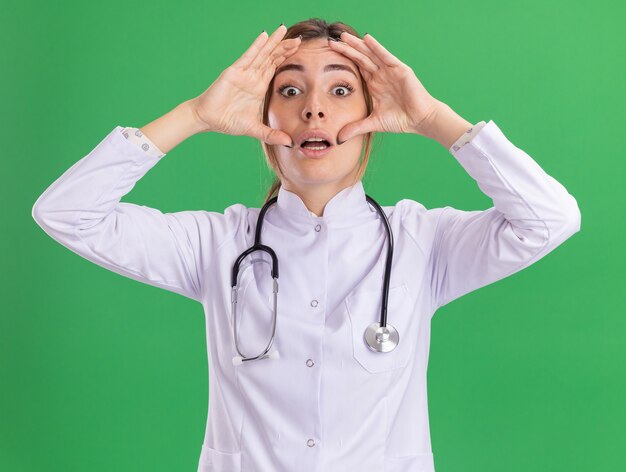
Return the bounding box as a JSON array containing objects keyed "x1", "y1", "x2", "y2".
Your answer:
[{"x1": 260, "y1": 18, "x2": 376, "y2": 205}]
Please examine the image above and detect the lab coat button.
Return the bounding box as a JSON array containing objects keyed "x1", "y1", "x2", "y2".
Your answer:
[
  {"x1": 306, "y1": 359, "x2": 315, "y2": 367},
  {"x1": 310, "y1": 299, "x2": 318, "y2": 307},
  {"x1": 307, "y1": 438, "x2": 316, "y2": 447},
  {"x1": 314, "y1": 224, "x2": 321, "y2": 232}
]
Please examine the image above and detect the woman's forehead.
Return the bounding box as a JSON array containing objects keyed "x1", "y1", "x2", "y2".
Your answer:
[
  {"x1": 285, "y1": 38, "x2": 354, "y2": 64},
  {"x1": 281, "y1": 39, "x2": 359, "y2": 75}
]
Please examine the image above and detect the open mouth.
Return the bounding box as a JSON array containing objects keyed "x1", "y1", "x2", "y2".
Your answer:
[{"x1": 300, "y1": 139, "x2": 332, "y2": 150}]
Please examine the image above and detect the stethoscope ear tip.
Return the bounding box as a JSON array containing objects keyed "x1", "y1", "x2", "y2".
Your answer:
[
  {"x1": 232, "y1": 350, "x2": 280, "y2": 366},
  {"x1": 268, "y1": 350, "x2": 280, "y2": 360}
]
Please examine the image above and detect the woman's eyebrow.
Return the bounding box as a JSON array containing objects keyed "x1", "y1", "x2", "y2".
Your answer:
[{"x1": 274, "y1": 63, "x2": 358, "y2": 79}]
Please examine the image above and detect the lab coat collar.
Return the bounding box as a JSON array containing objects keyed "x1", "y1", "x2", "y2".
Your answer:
[{"x1": 274, "y1": 180, "x2": 375, "y2": 228}]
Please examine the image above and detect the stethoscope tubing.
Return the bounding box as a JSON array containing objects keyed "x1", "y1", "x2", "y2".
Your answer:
[{"x1": 230, "y1": 192, "x2": 395, "y2": 365}]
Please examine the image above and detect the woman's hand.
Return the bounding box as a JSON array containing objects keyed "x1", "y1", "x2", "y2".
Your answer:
[
  {"x1": 328, "y1": 32, "x2": 443, "y2": 144},
  {"x1": 190, "y1": 25, "x2": 301, "y2": 147}
]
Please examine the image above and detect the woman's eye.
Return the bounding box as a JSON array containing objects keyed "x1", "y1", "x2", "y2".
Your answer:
[
  {"x1": 278, "y1": 85, "x2": 301, "y2": 97},
  {"x1": 277, "y1": 82, "x2": 355, "y2": 98},
  {"x1": 332, "y1": 82, "x2": 355, "y2": 96}
]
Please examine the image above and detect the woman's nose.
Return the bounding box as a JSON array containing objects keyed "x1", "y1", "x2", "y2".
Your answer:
[
  {"x1": 301, "y1": 90, "x2": 327, "y2": 120},
  {"x1": 304, "y1": 109, "x2": 325, "y2": 119}
]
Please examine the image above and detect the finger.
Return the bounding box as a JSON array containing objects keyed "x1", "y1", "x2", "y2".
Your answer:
[
  {"x1": 271, "y1": 45, "x2": 300, "y2": 68},
  {"x1": 232, "y1": 30, "x2": 271, "y2": 69},
  {"x1": 268, "y1": 36, "x2": 301, "y2": 66},
  {"x1": 327, "y1": 39, "x2": 378, "y2": 81},
  {"x1": 336, "y1": 114, "x2": 378, "y2": 145},
  {"x1": 334, "y1": 31, "x2": 384, "y2": 70},
  {"x1": 255, "y1": 123, "x2": 294, "y2": 147},
  {"x1": 362, "y1": 33, "x2": 404, "y2": 68},
  {"x1": 250, "y1": 24, "x2": 288, "y2": 70}
]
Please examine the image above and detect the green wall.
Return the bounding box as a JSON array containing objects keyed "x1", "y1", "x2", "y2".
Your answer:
[{"x1": 3, "y1": 0, "x2": 622, "y2": 470}]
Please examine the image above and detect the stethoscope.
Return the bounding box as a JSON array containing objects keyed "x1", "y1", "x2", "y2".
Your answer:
[{"x1": 231, "y1": 193, "x2": 397, "y2": 366}]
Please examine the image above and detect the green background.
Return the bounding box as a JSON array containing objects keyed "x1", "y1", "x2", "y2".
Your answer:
[{"x1": 2, "y1": 0, "x2": 623, "y2": 470}]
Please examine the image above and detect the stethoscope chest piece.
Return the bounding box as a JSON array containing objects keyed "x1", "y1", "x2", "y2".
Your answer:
[{"x1": 364, "y1": 322, "x2": 399, "y2": 353}]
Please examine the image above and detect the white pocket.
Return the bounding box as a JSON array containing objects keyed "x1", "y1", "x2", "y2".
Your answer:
[
  {"x1": 198, "y1": 444, "x2": 241, "y2": 471},
  {"x1": 345, "y1": 283, "x2": 416, "y2": 374},
  {"x1": 386, "y1": 452, "x2": 435, "y2": 471}
]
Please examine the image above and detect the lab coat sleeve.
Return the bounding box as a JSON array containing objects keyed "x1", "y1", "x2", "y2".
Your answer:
[
  {"x1": 428, "y1": 119, "x2": 581, "y2": 311},
  {"x1": 121, "y1": 126, "x2": 166, "y2": 158},
  {"x1": 31, "y1": 125, "x2": 235, "y2": 303},
  {"x1": 448, "y1": 120, "x2": 488, "y2": 153}
]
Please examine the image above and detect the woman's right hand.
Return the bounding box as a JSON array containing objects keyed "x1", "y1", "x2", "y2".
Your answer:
[{"x1": 190, "y1": 25, "x2": 301, "y2": 147}]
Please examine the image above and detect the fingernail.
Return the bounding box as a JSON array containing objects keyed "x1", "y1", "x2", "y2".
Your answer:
[
  {"x1": 284, "y1": 140, "x2": 294, "y2": 148},
  {"x1": 279, "y1": 22, "x2": 284, "y2": 27},
  {"x1": 337, "y1": 137, "x2": 345, "y2": 145}
]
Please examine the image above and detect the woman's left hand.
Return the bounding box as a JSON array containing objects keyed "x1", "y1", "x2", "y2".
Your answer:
[{"x1": 328, "y1": 32, "x2": 442, "y2": 144}]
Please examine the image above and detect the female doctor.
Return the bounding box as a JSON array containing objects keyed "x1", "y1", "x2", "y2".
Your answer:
[{"x1": 32, "y1": 18, "x2": 581, "y2": 472}]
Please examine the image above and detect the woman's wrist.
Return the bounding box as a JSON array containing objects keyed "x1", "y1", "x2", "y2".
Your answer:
[
  {"x1": 138, "y1": 99, "x2": 208, "y2": 154},
  {"x1": 419, "y1": 101, "x2": 474, "y2": 150}
]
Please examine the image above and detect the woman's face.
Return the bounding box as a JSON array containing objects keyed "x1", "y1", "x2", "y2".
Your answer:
[{"x1": 267, "y1": 37, "x2": 368, "y2": 191}]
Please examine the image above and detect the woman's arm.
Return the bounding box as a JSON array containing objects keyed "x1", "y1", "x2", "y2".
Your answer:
[
  {"x1": 31, "y1": 103, "x2": 234, "y2": 303},
  {"x1": 423, "y1": 115, "x2": 582, "y2": 311}
]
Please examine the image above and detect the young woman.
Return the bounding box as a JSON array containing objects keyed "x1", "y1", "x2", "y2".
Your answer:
[{"x1": 32, "y1": 18, "x2": 581, "y2": 472}]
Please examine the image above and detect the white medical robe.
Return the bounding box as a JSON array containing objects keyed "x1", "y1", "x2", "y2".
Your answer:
[{"x1": 32, "y1": 120, "x2": 581, "y2": 472}]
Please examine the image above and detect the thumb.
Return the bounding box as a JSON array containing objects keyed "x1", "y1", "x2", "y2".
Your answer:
[
  {"x1": 256, "y1": 124, "x2": 294, "y2": 148},
  {"x1": 336, "y1": 115, "x2": 377, "y2": 145}
]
